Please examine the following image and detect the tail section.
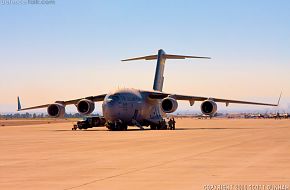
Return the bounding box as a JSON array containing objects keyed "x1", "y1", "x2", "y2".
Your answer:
[
  {"x1": 122, "y1": 49, "x2": 210, "y2": 92},
  {"x1": 153, "y1": 49, "x2": 166, "y2": 91}
]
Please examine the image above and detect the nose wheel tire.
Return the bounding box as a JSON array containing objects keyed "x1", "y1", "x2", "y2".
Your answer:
[{"x1": 107, "y1": 122, "x2": 128, "y2": 131}]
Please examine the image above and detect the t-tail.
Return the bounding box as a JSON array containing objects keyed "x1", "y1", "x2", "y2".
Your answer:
[{"x1": 122, "y1": 49, "x2": 210, "y2": 91}]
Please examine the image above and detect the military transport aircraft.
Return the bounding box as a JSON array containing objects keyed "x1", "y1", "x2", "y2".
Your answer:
[{"x1": 17, "y1": 49, "x2": 281, "y2": 130}]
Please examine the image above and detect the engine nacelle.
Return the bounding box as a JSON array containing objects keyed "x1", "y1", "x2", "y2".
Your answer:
[
  {"x1": 161, "y1": 97, "x2": 178, "y2": 113},
  {"x1": 47, "y1": 103, "x2": 65, "y2": 118},
  {"x1": 77, "y1": 99, "x2": 95, "y2": 115},
  {"x1": 201, "y1": 100, "x2": 217, "y2": 116}
]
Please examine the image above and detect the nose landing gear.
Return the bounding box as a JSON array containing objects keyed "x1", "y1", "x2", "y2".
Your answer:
[{"x1": 107, "y1": 120, "x2": 128, "y2": 131}]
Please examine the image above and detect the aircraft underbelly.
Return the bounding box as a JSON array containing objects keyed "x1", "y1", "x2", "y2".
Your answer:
[
  {"x1": 103, "y1": 101, "x2": 142, "y2": 123},
  {"x1": 102, "y1": 90, "x2": 165, "y2": 126}
]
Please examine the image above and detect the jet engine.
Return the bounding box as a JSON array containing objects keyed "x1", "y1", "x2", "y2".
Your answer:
[
  {"x1": 47, "y1": 103, "x2": 65, "y2": 117},
  {"x1": 201, "y1": 100, "x2": 217, "y2": 116},
  {"x1": 77, "y1": 99, "x2": 95, "y2": 115},
  {"x1": 161, "y1": 97, "x2": 178, "y2": 113}
]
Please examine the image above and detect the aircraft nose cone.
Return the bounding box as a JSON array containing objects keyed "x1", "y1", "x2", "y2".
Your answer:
[{"x1": 102, "y1": 101, "x2": 120, "y2": 121}]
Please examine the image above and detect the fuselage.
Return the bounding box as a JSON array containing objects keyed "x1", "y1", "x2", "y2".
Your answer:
[{"x1": 102, "y1": 88, "x2": 164, "y2": 126}]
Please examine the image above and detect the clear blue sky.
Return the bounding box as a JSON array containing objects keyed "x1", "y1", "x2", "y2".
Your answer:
[{"x1": 1, "y1": 0, "x2": 290, "y2": 113}]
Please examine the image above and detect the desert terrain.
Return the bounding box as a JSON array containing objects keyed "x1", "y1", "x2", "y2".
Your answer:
[{"x1": 0, "y1": 118, "x2": 289, "y2": 190}]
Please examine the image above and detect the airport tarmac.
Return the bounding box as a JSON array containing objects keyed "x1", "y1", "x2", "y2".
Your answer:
[{"x1": 0, "y1": 118, "x2": 289, "y2": 190}]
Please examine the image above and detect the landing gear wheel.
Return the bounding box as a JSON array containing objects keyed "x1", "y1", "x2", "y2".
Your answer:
[
  {"x1": 122, "y1": 125, "x2": 128, "y2": 131},
  {"x1": 107, "y1": 122, "x2": 127, "y2": 131},
  {"x1": 106, "y1": 125, "x2": 113, "y2": 131},
  {"x1": 107, "y1": 124, "x2": 117, "y2": 131}
]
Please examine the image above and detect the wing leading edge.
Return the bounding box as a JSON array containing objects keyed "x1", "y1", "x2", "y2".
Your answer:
[
  {"x1": 147, "y1": 91, "x2": 281, "y2": 107},
  {"x1": 17, "y1": 94, "x2": 107, "y2": 111}
]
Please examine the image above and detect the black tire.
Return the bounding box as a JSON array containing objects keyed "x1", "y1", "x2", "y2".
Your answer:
[
  {"x1": 122, "y1": 125, "x2": 128, "y2": 131},
  {"x1": 107, "y1": 122, "x2": 127, "y2": 131},
  {"x1": 107, "y1": 124, "x2": 119, "y2": 131}
]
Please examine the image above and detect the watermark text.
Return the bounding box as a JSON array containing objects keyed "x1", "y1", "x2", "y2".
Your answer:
[{"x1": 1, "y1": 0, "x2": 55, "y2": 5}]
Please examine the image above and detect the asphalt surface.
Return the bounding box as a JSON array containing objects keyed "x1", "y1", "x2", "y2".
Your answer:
[{"x1": 0, "y1": 118, "x2": 289, "y2": 190}]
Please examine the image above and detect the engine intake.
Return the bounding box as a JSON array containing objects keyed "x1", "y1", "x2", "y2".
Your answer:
[
  {"x1": 201, "y1": 100, "x2": 217, "y2": 116},
  {"x1": 77, "y1": 99, "x2": 95, "y2": 115},
  {"x1": 47, "y1": 103, "x2": 65, "y2": 118},
  {"x1": 161, "y1": 97, "x2": 178, "y2": 113}
]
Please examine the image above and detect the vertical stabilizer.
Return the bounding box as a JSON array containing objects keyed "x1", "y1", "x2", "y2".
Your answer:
[{"x1": 153, "y1": 49, "x2": 166, "y2": 91}]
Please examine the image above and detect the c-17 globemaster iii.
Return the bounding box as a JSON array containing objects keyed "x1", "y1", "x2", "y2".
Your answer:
[{"x1": 17, "y1": 49, "x2": 281, "y2": 130}]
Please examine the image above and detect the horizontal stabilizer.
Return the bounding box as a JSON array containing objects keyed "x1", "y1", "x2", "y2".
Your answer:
[
  {"x1": 122, "y1": 52, "x2": 210, "y2": 62},
  {"x1": 165, "y1": 54, "x2": 211, "y2": 59},
  {"x1": 122, "y1": 55, "x2": 157, "y2": 61}
]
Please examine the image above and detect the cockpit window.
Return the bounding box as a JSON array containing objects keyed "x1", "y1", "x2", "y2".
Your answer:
[{"x1": 107, "y1": 95, "x2": 120, "y2": 102}]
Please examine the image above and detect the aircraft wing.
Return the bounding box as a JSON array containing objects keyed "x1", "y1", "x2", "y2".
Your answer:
[
  {"x1": 147, "y1": 91, "x2": 281, "y2": 107},
  {"x1": 17, "y1": 94, "x2": 107, "y2": 111}
]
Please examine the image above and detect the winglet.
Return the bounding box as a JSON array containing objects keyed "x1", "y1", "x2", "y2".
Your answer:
[
  {"x1": 17, "y1": 96, "x2": 22, "y2": 111},
  {"x1": 277, "y1": 91, "x2": 282, "y2": 106}
]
